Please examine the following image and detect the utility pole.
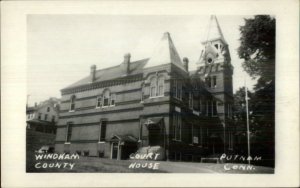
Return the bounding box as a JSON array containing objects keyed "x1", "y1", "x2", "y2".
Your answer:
[
  {"x1": 223, "y1": 122, "x2": 225, "y2": 153},
  {"x1": 245, "y1": 81, "x2": 251, "y2": 165}
]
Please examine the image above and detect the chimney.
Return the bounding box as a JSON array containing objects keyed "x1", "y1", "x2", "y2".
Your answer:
[
  {"x1": 183, "y1": 57, "x2": 189, "y2": 71},
  {"x1": 123, "y1": 53, "x2": 131, "y2": 74},
  {"x1": 90, "y1": 65, "x2": 96, "y2": 82}
]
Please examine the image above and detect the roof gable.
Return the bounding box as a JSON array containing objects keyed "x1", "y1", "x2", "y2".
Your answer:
[{"x1": 144, "y1": 32, "x2": 185, "y2": 71}]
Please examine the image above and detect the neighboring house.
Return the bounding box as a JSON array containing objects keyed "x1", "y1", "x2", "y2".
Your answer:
[
  {"x1": 55, "y1": 16, "x2": 235, "y2": 161},
  {"x1": 26, "y1": 97, "x2": 60, "y2": 134}
]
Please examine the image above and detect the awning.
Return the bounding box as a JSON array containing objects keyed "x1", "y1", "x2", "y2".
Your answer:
[
  {"x1": 144, "y1": 117, "x2": 163, "y2": 129},
  {"x1": 26, "y1": 119, "x2": 54, "y2": 126},
  {"x1": 144, "y1": 117, "x2": 163, "y2": 125},
  {"x1": 210, "y1": 133, "x2": 219, "y2": 138},
  {"x1": 108, "y1": 134, "x2": 138, "y2": 143}
]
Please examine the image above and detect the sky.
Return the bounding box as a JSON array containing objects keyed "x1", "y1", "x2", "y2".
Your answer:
[{"x1": 27, "y1": 15, "x2": 256, "y2": 106}]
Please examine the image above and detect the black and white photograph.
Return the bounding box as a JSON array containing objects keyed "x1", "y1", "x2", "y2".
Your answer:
[
  {"x1": 25, "y1": 14, "x2": 275, "y2": 173},
  {"x1": 1, "y1": 0, "x2": 299, "y2": 187}
]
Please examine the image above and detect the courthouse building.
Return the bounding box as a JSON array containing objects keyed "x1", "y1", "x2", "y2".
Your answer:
[{"x1": 55, "y1": 16, "x2": 235, "y2": 161}]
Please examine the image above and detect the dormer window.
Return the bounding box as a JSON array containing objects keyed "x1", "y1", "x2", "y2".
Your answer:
[{"x1": 69, "y1": 95, "x2": 76, "y2": 111}]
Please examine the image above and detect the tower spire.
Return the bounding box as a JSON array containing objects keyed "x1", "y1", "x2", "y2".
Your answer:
[
  {"x1": 203, "y1": 15, "x2": 227, "y2": 45},
  {"x1": 197, "y1": 15, "x2": 230, "y2": 66}
]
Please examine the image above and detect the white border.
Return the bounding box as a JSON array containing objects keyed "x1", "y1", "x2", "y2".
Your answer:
[{"x1": 1, "y1": 0, "x2": 299, "y2": 187}]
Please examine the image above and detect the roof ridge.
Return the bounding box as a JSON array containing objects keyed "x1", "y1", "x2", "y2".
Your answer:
[{"x1": 95, "y1": 58, "x2": 150, "y2": 72}]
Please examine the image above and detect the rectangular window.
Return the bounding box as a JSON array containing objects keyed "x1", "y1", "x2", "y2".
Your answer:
[
  {"x1": 199, "y1": 127, "x2": 203, "y2": 146},
  {"x1": 191, "y1": 124, "x2": 198, "y2": 144},
  {"x1": 173, "y1": 114, "x2": 181, "y2": 141},
  {"x1": 141, "y1": 87, "x2": 144, "y2": 102},
  {"x1": 208, "y1": 100, "x2": 212, "y2": 116},
  {"x1": 205, "y1": 77, "x2": 211, "y2": 88},
  {"x1": 70, "y1": 97, "x2": 76, "y2": 111},
  {"x1": 227, "y1": 103, "x2": 229, "y2": 117},
  {"x1": 44, "y1": 114, "x2": 48, "y2": 121},
  {"x1": 96, "y1": 96, "x2": 102, "y2": 107},
  {"x1": 103, "y1": 97, "x2": 109, "y2": 106},
  {"x1": 188, "y1": 92, "x2": 193, "y2": 109},
  {"x1": 172, "y1": 80, "x2": 177, "y2": 97},
  {"x1": 213, "y1": 76, "x2": 217, "y2": 88},
  {"x1": 177, "y1": 116, "x2": 181, "y2": 141},
  {"x1": 199, "y1": 99, "x2": 202, "y2": 113},
  {"x1": 189, "y1": 124, "x2": 193, "y2": 144},
  {"x1": 99, "y1": 120, "x2": 107, "y2": 142},
  {"x1": 174, "y1": 80, "x2": 182, "y2": 100},
  {"x1": 227, "y1": 103, "x2": 232, "y2": 118},
  {"x1": 150, "y1": 86, "x2": 156, "y2": 97},
  {"x1": 206, "y1": 101, "x2": 209, "y2": 116},
  {"x1": 178, "y1": 82, "x2": 182, "y2": 100},
  {"x1": 206, "y1": 128, "x2": 209, "y2": 147},
  {"x1": 212, "y1": 100, "x2": 217, "y2": 116},
  {"x1": 110, "y1": 94, "x2": 116, "y2": 106},
  {"x1": 38, "y1": 113, "x2": 41, "y2": 120},
  {"x1": 158, "y1": 85, "x2": 164, "y2": 96},
  {"x1": 52, "y1": 115, "x2": 55, "y2": 122},
  {"x1": 66, "y1": 123, "x2": 73, "y2": 143},
  {"x1": 173, "y1": 114, "x2": 177, "y2": 138},
  {"x1": 231, "y1": 104, "x2": 233, "y2": 117}
]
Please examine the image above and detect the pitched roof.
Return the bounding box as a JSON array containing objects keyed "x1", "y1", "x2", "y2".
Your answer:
[
  {"x1": 62, "y1": 32, "x2": 184, "y2": 91},
  {"x1": 63, "y1": 58, "x2": 149, "y2": 90},
  {"x1": 202, "y1": 15, "x2": 227, "y2": 44},
  {"x1": 144, "y1": 32, "x2": 185, "y2": 71}
]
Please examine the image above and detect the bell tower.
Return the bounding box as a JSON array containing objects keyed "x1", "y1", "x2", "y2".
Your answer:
[{"x1": 197, "y1": 16, "x2": 234, "y2": 150}]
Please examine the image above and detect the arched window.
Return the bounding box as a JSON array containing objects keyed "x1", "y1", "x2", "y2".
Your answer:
[
  {"x1": 70, "y1": 95, "x2": 76, "y2": 111},
  {"x1": 150, "y1": 77, "x2": 156, "y2": 97},
  {"x1": 103, "y1": 90, "x2": 110, "y2": 106},
  {"x1": 157, "y1": 76, "x2": 164, "y2": 96},
  {"x1": 149, "y1": 75, "x2": 165, "y2": 98}
]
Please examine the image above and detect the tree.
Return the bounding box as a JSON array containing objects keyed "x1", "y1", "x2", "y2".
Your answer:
[
  {"x1": 236, "y1": 16, "x2": 275, "y2": 167},
  {"x1": 238, "y1": 15, "x2": 275, "y2": 82}
]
